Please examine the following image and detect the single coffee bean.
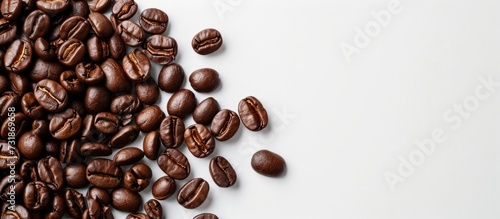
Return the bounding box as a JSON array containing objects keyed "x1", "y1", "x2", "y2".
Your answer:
[
  {"x1": 194, "y1": 213, "x2": 219, "y2": 219},
  {"x1": 211, "y1": 109, "x2": 240, "y2": 141},
  {"x1": 23, "y1": 10, "x2": 51, "y2": 40},
  {"x1": 86, "y1": 34, "x2": 110, "y2": 62},
  {"x1": 21, "y1": 92, "x2": 46, "y2": 120},
  {"x1": 209, "y1": 156, "x2": 237, "y2": 187},
  {"x1": 158, "y1": 63, "x2": 185, "y2": 93},
  {"x1": 45, "y1": 193, "x2": 66, "y2": 219},
  {"x1": 0, "y1": 142, "x2": 19, "y2": 169},
  {"x1": 9, "y1": 72, "x2": 30, "y2": 95},
  {"x1": 193, "y1": 97, "x2": 220, "y2": 125},
  {"x1": 108, "y1": 33, "x2": 126, "y2": 60},
  {"x1": 238, "y1": 96, "x2": 268, "y2": 131},
  {"x1": 167, "y1": 89, "x2": 197, "y2": 118},
  {"x1": 24, "y1": 181, "x2": 50, "y2": 210},
  {"x1": 177, "y1": 178, "x2": 210, "y2": 209},
  {"x1": 189, "y1": 68, "x2": 220, "y2": 92},
  {"x1": 192, "y1": 28, "x2": 223, "y2": 55},
  {"x1": 49, "y1": 108, "x2": 82, "y2": 140},
  {"x1": 184, "y1": 124, "x2": 216, "y2": 158},
  {"x1": 143, "y1": 131, "x2": 160, "y2": 160},
  {"x1": 144, "y1": 199, "x2": 162, "y2": 219},
  {"x1": 126, "y1": 213, "x2": 150, "y2": 219},
  {"x1": 109, "y1": 124, "x2": 140, "y2": 148},
  {"x1": 69, "y1": 0, "x2": 90, "y2": 18},
  {"x1": 60, "y1": 70, "x2": 85, "y2": 94},
  {"x1": 0, "y1": 174, "x2": 23, "y2": 201},
  {"x1": 4, "y1": 39, "x2": 33, "y2": 73},
  {"x1": 100, "y1": 58, "x2": 132, "y2": 93},
  {"x1": 87, "y1": 12, "x2": 113, "y2": 38},
  {"x1": 0, "y1": 91, "x2": 20, "y2": 118},
  {"x1": 37, "y1": 156, "x2": 64, "y2": 191},
  {"x1": 80, "y1": 142, "x2": 112, "y2": 156},
  {"x1": 0, "y1": 203, "x2": 29, "y2": 219},
  {"x1": 36, "y1": 0, "x2": 69, "y2": 14},
  {"x1": 0, "y1": 18, "x2": 16, "y2": 46},
  {"x1": 59, "y1": 15, "x2": 90, "y2": 40},
  {"x1": 65, "y1": 189, "x2": 86, "y2": 218},
  {"x1": 118, "y1": 20, "x2": 145, "y2": 47},
  {"x1": 29, "y1": 58, "x2": 65, "y2": 82},
  {"x1": 64, "y1": 162, "x2": 89, "y2": 188},
  {"x1": 57, "y1": 38, "x2": 86, "y2": 66},
  {"x1": 84, "y1": 85, "x2": 111, "y2": 114},
  {"x1": 31, "y1": 119, "x2": 50, "y2": 137},
  {"x1": 87, "y1": 0, "x2": 111, "y2": 12},
  {"x1": 112, "y1": 0, "x2": 137, "y2": 20},
  {"x1": 1, "y1": 112, "x2": 28, "y2": 139},
  {"x1": 157, "y1": 148, "x2": 190, "y2": 180},
  {"x1": 135, "y1": 105, "x2": 165, "y2": 133},
  {"x1": 34, "y1": 37, "x2": 57, "y2": 61},
  {"x1": 113, "y1": 147, "x2": 144, "y2": 166},
  {"x1": 143, "y1": 34, "x2": 177, "y2": 64},
  {"x1": 94, "y1": 112, "x2": 119, "y2": 134},
  {"x1": 159, "y1": 115, "x2": 185, "y2": 148},
  {"x1": 251, "y1": 149, "x2": 286, "y2": 177},
  {"x1": 123, "y1": 163, "x2": 152, "y2": 192},
  {"x1": 86, "y1": 158, "x2": 123, "y2": 189},
  {"x1": 75, "y1": 62, "x2": 105, "y2": 85},
  {"x1": 110, "y1": 94, "x2": 142, "y2": 115},
  {"x1": 18, "y1": 131, "x2": 44, "y2": 160},
  {"x1": 122, "y1": 49, "x2": 151, "y2": 82},
  {"x1": 87, "y1": 186, "x2": 111, "y2": 205},
  {"x1": 1, "y1": 0, "x2": 22, "y2": 20},
  {"x1": 140, "y1": 8, "x2": 168, "y2": 34},
  {"x1": 111, "y1": 187, "x2": 142, "y2": 212},
  {"x1": 135, "y1": 77, "x2": 159, "y2": 105},
  {"x1": 20, "y1": 160, "x2": 38, "y2": 182},
  {"x1": 151, "y1": 175, "x2": 176, "y2": 200},
  {"x1": 60, "y1": 138, "x2": 85, "y2": 163}
]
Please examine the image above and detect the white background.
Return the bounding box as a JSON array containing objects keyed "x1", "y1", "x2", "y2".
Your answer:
[{"x1": 111, "y1": 0, "x2": 500, "y2": 218}]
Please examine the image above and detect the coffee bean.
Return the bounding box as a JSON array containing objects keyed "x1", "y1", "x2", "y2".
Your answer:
[
  {"x1": 24, "y1": 181, "x2": 50, "y2": 210},
  {"x1": 0, "y1": 174, "x2": 23, "y2": 201},
  {"x1": 118, "y1": 20, "x2": 145, "y2": 47},
  {"x1": 238, "y1": 96, "x2": 268, "y2": 131},
  {"x1": 20, "y1": 160, "x2": 38, "y2": 182},
  {"x1": 135, "y1": 105, "x2": 165, "y2": 132},
  {"x1": 60, "y1": 138, "x2": 85, "y2": 163},
  {"x1": 8, "y1": 72, "x2": 30, "y2": 96},
  {"x1": 80, "y1": 142, "x2": 112, "y2": 156},
  {"x1": 45, "y1": 193, "x2": 66, "y2": 219},
  {"x1": 31, "y1": 119, "x2": 50, "y2": 137},
  {"x1": 209, "y1": 156, "x2": 237, "y2": 187},
  {"x1": 123, "y1": 163, "x2": 152, "y2": 192},
  {"x1": 87, "y1": 186, "x2": 111, "y2": 205},
  {"x1": 177, "y1": 178, "x2": 210, "y2": 209},
  {"x1": 57, "y1": 38, "x2": 86, "y2": 66},
  {"x1": 75, "y1": 62, "x2": 105, "y2": 85},
  {"x1": 144, "y1": 199, "x2": 162, "y2": 219},
  {"x1": 167, "y1": 89, "x2": 197, "y2": 118},
  {"x1": 0, "y1": 18, "x2": 16, "y2": 46},
  {"x1": 1, "y1": 204, "x2": 29, "y2": 219},
  {"x1": 34, "y1": 79, "x2": 68, "y2": 112},
  {"x1": 110, "y1": 94, "x2": 142, "y2": 115},
  {"x1": 211, "y1": 109, "x2": 240, "y2": 141},
  {"x1": 108, "y1": 33, "x2": 126, "y2": 60},
  {"x1": 126, "y1": 213, "x2": 150, "y2": 219},
  {"x1": 49, "y1": 108, "x2": 82, "y2": 140},
  {"x1": 18, "y1": 131, "x2": 44, "y2": 160},
  {"x1": 84, "y1": 85, "x2": 111, "y2": 114},
  {"x1": 143, "y1": 131, "x2": 160, "y2": 160},
  {"x1": 122, "y1": 49, "x2": 151, "y2": 82},
  {"x1": 94, "y1": 112, "x2": 119, "y2": 134},
  {"x1": 158, "y1": 63, "x2": 185, "y2": 93},
  {"x1": 86, "y1": 158, "x2": 123, "y2": 189},
  {"x1": 84, "y1": 198, "x2": 109, "y2": 219},
  {"x1": 4, "y1": 39, "x2": 33, "y2": 73},
  {"x1": 0, "y1": 91, "x2": 20, "y2": 117},
  {"x1": 111, "y1": 187, "x2": 142, "y2": 212},
  {"x1": 59, "y1": 15, "x2": 90, "y2": 40},
  {"x1": 151, "y1": 175, "x2": 176, "y2": 200},
  {"x1": 135, "y1": 77, "x2": 159, "y2": 105},
  {"x1": 36, "y1": 0, "x2": 69, "y2": 14},
  {"x1": 112, "y1": 0, "x2": 137, "y2": 20},
  {"x1": 88, "y1": 12, "x2": 113, "y2": 38},
  {"x1": 113, "y1": 147, "x2": 144, "y2": 166},
  {"x1": 251, "y1": 149, "x2": 286, "y2": 177},
  {"x1": 23, "y1": 10, "x2": 50, "y2": 40},
  {"x1": 65, "y1": 189, "x2": 86, "y2": 218},
  {"x1": 184, "y1": 124, "x2": 216, "y2": 158},
  {"x1": 1, "y1": 112, "x2": 28, "y2": 139},
  {"x1": 189, "y1": 68, "x2": 220, "y2": 92},
  {"x1": 37, "y1": 156, "x2": 64, "y2": 191},
  {"x1": 87, "y1": 0, "x2": 111, "y2": 12},
  {"x1": 86, "y1": 34, "x2": 110, "y2": 62},
  {"x1": 110, "y1": 124, "x2": 140, "y2": 148},
  {"x1": 34, "y1": 37, "x2": 57, "y2": 61},
  {"x1": 194, "y1": 213, "x2": 219, "y2": 219},
  {"x1": 157, "y1": 148, "x2": 190, "y2": 180},
  {"x1": 193, "y1": 97, "x2": 220, "y2": 125},
  {"x1": 159, "y1": 115, "x2": 184, "y2": 148},
  {"x1": 140, "y1": 8, "x2": 168, "y2": 34},
  {"x1": 29, "y1": 58, "x2": 65, "y2": 82},
  {"x1": 143, "y1": 34, "x2": 177, "y2": 64},
  {"x1": 69, "y1": 0, "x2": 90, "y2": 18},
  {"x1": 64, "y1": 163, "x2": 89, "y2": 189},
  {"x1": 100, "y1": 58, "x2": 132, "y2": 93},
  {"x1": 192, "y1": 28, "x2": 223, "y2": 55},
  {"x1": 1, "y1": 0, "x2": 22, "y2": 20}
]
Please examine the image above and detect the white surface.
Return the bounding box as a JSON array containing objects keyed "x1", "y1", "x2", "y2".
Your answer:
[{"x1": 114, "y1": 0, "x2": 500, "y2": 218}]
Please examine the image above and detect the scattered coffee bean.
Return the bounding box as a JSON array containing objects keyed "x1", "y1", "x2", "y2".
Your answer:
[
  {"x1": 65, "y1": 189, "x2": 86, "y2": 218},
  {"x1": 157, "y1": 148, "x2": 190, "y2": 180},
  {"x1": 189, "y1": 68, "x2": 220, "y2": 92},
  {"x1": 144, "y1": 34, "x2": 177, "y2": 64},
  {"x1": 152, "y1": 175, "x2": 176, "y2": 200},
  {"x1": 64, "y1": 162, "x2": 90, "y2": 188},
  {"x1": 34, "y1": 79, "x2": 69, "y2": 113},
  {"x1": 122, "y1": 49, "x2": 151, "y2": 82},
  {"x1": 144, "y1": 199, "x2": 162, "y2": 219},
  {"x1": 135, "y1": 77, "x2": 160, "y2": 105},
  {"x1": 184, "y1": 124, "x2": 216, "y2": 158},
  {"x1": 159, "y1": 115, "x2": 185, "y2": 148},
  {"x1": 167, "y1": 88, "x2": 197, "y2": 118},
  {"x1": 113, "y1": 147, "x2": 145, "y2": 166},
  {"x1": 251, "y1": 149, "x2": 286, "y2": 177},
  {"x1": 24, "y1": 181, "x2": 50, "y2": 211},
  {"x1": 111, "y1": 187, "x2": 142, "y2": 212},
  {"x1": 135, "y1": 105, "x2": 165, "y2": 132},
  {"x1": 112, "y1": 0, "x2": 137, "y2": 20},
  {"x1": 4, "y1": 39, "x2": 33, "y2": 73},
  {"x1": 123, "y1": 163, "x2": 152, "y2": 192},
  {"x1": 209, "y1": 156, "x2": 237, "y2": 187},
  {"x1": 238, "y1": 96, "x2": 268, "y2": 131},
  {"x1": 140, "y1": 8, "x2": 168, "y2": 34},
  {"x1": 86, "y1": 158, "x2": 123, "y2": 189},
  {"x1": 37, "y1": 156, "x2": 64, "y2": 191},
  {"x1": 192, "y1": 28, "x2": 223, "y2": 55},
  {"x1": 193, "y1": 97, "x2": 220, "y2": 125},
  {"x1": 211, "y1": 109, "x2": 240, "y2": 141},
  {"x1": 158, "y1": 63, "x2": 185, "y2": 93},
  {"x1": 117, "y1": 20, "x2": 145, "y2": 47},
  {"x1": 177, "y1": 178, "x2": 210, "y2": 209},
  {"x1": 143, "y1": 131, "x2": 161, "y2": 160}
]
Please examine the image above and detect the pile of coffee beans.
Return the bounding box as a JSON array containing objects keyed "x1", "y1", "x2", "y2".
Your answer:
[{"x1": 0, "y1": 0, "x2": 286, "y2": 218}]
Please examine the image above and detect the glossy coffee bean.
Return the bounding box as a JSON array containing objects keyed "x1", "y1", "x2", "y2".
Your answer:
[
  {"x1": 135, "y1": 77, "x2": 159, "y2": 105},
  {"x1": 94, "y1": 112, "x2": 119, "y2": 134},
  {"x1": 177, "y1": 178, "x2": 210, "y2": 209},
  {"x1": 189, "y1": 68, "x2": 220, "y2": 92},
  {"x1": 251, "y1": 149, "x2": 286, "y2": 177},
  {"x1": 158, "y1": 63, "x2": 185, "y2": 93},
  {"x1": 86, "y1": 158, "x2": 123, "y2": 189},
  {"x1": 113, "y1": 147, "x2": 144, "y2": 166},
  {"x1": 100, "y1": 58, "x2": 132, "y2": 93},
  {"x1": 29, "y1": 58, "x2": 65, "y2": 82},
  {"x1": 80, "y1": 142, "x2": 112, "y2": 156},
  {"x1": 88, "y1": 12, "x2": 113, "y2": 38},
  {"x1": 37, "y1": 156, "x2": 64, "y2": 191},
  {"x1": 64, "y1": 189, "x2": 86, "y2": 218},
  {"x1": 159, "y1": 115, "x2": 184, "y2": 148},
  {"x1": 75, "y1": 62, "x2": 105, "y2": 85},
  {"x1": 151, "y1": 175, "x2": 176, "y2": 200},
  {"x1": 0, "y1": 0, "x2": 21, "y2": 20},
  {"x1": 84, "y1": 85, "x2": 111, "y2": 114},
  {"x1": 18, "y1": 132, "x2": 43, "y2": 160},
  {"x1": 86, "y1": 34, "x2": 110, "y2": 62},
  {"x1": 110, "y1": 124, "x2": 140, "y2": 148},
  {"x1": 64, "y1": 163, "x2": 89, "y2": 188},
  {"x1": 0, "y1": 91, "x2": 20, "y2": 118},
  {"x1": 45, "y1": 193, "x2": 66, "y2": 219},
  {"x1": 0, "y1": 18, "x2": 16, "y2": 46},
  {"x1": 112, "y1": 0, "x2": 137, "y2": 20},
  {"x1": 157, "y1": 148, "x2": 190, "y2": 180},
  {"x1": 60, "y1": 70, "x2": 85, "y2": 94},
  {"x1": 211, "y1": 109, "x2": 240, "y2": 141},
  {"x1": 87, "y1": 0, "x2": 111, "y2": 12},
  {"x1": 9, "y1": 72, "x2": 30, "y2": 95},
  {"x1": 4, "y1": 39, "x2": 33, "y2": 73},
  {"x1": 118, "y1": 20, "x2": 145, "y2": 47},
  {"x1": 34, "y1": 37, "x2": 57, "y2": 61},
  {"x1": 0, "y1": 142, "x2": 19, "y2": 169},
  {"x1": 49, "y1": 108, "x2": 82, "y2": 140},
  {"x1": 167, "y1": 89, "x2": 196, "y2": 118},
  {"x1": 184, "y1": 124, "x2": 216, "y2": 158},
  {"x1": 209, "y1": 156, "x2": 237, "y2": 187},
  {"x1": 192, "y1": 28, "x2": 223, "y2": 55},
  {"x1": 31, "y1": 119, "x2": 50, "y2": 137},
  {"x1": 140, "y1": 8, "x2": 168, "y2": 34},
  {"x1": 23, "y1": 181, "x2": 50, "y2": 210},
  {"x1": 87, "y1": 186, "x2": 111, "y2": 205},
  {"x1": 123, "y1": 163, "x2": 152, "y2": 192},
  {"x1": 59, "y1": 15, "x2": 90, "y2": 40},
  {"x1": 144, "y1": 199, "x2": 162, "y2": 219},
  {"x1": 110, "y1": 94, "x2": 142, "y2": 115},
  {"x1": 143, "y1": 131, "x2": 160, "y2": 160},
  {"x1": 194, "y1": 213, "x2": 219, "y2": 219},
  {"x1": 111, "y1": 187, "x2": 142, "y2": 212},
  {"x1": 23, "y1": 10, "x2": 50, "y2": 40},
  {"x1": 122, "y1": 49, "x2": 150, "y2": 82},
  {"x1": 238, "y1": 96, "x2": 268, "y2": 131},
  {"x1": 36, "y1": 0, "x2": 69, "y2": 14},
  {"x1": 135, "y1": 105, "x2": 165, "y2": 132},
  {"x1": 193, "y1": 97, "x2": 220, "y2": 125},
  {"x1": 144, "y1": 34, "x2": 177, "y2": 64},
  {"x1": 57, "y1": 38, "x2": 86, "y2": 66},
  {"x1": 69, "y1": 0, "x2": 90, "y2": 18},
  {"x1": 108, "y1": 33, "x2": 126, "y2": 60}
]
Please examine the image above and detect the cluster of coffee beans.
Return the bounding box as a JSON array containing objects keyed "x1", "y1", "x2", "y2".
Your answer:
[{"x1": 0, "y1": 0, "x2": 286, "y2": 218}]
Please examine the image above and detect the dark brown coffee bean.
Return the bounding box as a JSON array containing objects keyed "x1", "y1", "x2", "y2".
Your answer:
[
  {"x1": 157, "y1": 148, "x2": 190, "y2": 180},
  {"x1": 151, "y1": 175, "x2": 175, "y2": 200},
  {"x1": 59, "y1": 15, "x2": 90, "y2": 40},
  {"x1": 122, "y1": 49, "x2": 151, "y2": 82},
  {"x1": 34, "y1": 37, "x2": 57, "y2": 61},
  {"x1": 87, "y1": 186, "x2": 111, "y2": 205},
  {"x1": 60, "y1": 70, "x2": 85, "y2": 94},
  {"x1": 238, "y1": 96, "x2": 268, "y2": 131},
  {"x1": 144, "y1": 199, "x2": 162, "y2": 219},
  {"x1": 60, "y1": 138, "x2": 85, "y2": 163},
  {"x1": 135, "y1": 77, "x2": 159, "y2": 105},
  {"x1": 94, "y1": 112, "x2": 119, "y2": 134},
  {"x1": 37, "y1": 156, "x2": 64, "y2": 191},
  {"x1": 193, "y1": 97, "x2": 220, "y2": 125},
  {"x1": 192, "y1": 28, "x2": 223, "y2": 55},
  {"x1": 75, "y1": 62, "x2": 105, "y2": 85},
  {"x1": 1, "y1": 112, "x2": 28, "y2": 139},
  {"x1": 0, "y1": 91, "x2": 20, "y2": 118},
  {"x1": 118, "y1": 20, "x2": 145, "y2": 47},
  {"x1": 0, "y1": 203, "x2": 29, "y2": 219},
  {"x1": 100, "y1": 58, "x2": 132, "y2": 93},
  {"x1": 69, "y1": 0, "x2": 90, "y2": 18},
  {"x1": 194, "y1": 213, "x2": 219, "y2": 219},
  {"x1": 80, "y1": 142, "x2": 112, "y2": 156},
  {"x1": 111, "y1": 187, "x2": 141, "y2": 212},
  {"x1": 24, "y1": 181, "x2": 50, "y2": 210},
  {"x1": 57, "y1": 38, "x2": 86, "y2": 66},
  {"x1": 49, "y1": 108, "x2": 82, "y2": 140},
  {"x1": 86, "y1": 34, "x2": 109, "y2": 62},
  {"x1": 159, "y1": 115, "x2": 185, "y2": 148},
  {"x1": 211, "y1": 109, "x2": 240, "y2": 141},
  {"x1": 143, "y1": 131, "x2": 160, "y2": 160},
  {"x1": 139, "y1": 8, "x2": 168, "y2": 34},
  {"x1": 110, "y1": 94, "x2": 142, "y2": 115},
  {"x1": 112, "y1": 0, "x2": 137, "y2": 20},
  {"x1": 86, "y1": 158, "x2": 123, "y2": 189},
  {"x1": 0, "y1": 142, "x2": 19, "y2": 169},
  {"x1": 184, "y1": 124, "x2": 216, "y2": 158},
  {"x1": 177, "y1": 178, "x2": 210, "y2": 209},
  {"x1": 84, "y1": 85, "x2": 111, "y2": 114},
  {"x1": 0, "y1": 174, "x2": 23, "y2": 201},
  {"x1": 23, "y1": 10, "x2": 51, "y2": 40},
  {"x1": 64, "y1": 162, "x2": 89, "y2": 188},
  {"x1": 167, "y1": 89, "x2": 197, "y2": 118},
  {"x1": 1, "y1": 0, "x2": 22, "y2": 20},
  {"x1": 143, "y1": 34, "x2": 177, "y2": 64},
  {"x1": 0, "y1": 18, "x2": 16, "y2": 46},
  {"x1": 36, "y1": 0, "x2": 69, "y2": 14},
  {"x1": 18, "y1": 131, "x2": 44, "y2": 160},
  {"x1": 251, "y1": 149, "x2": 286, "y2": 177},
  {"x1": 4, "y1": 39, "x2": 33, "y2": 73},
  {"x1": 123, "y1": 163, "x2": 152, "y2": 192},
  {"x1": 83, "y1": 198, "x2": 104, "y2": 219},
  {"x1": 9, "y1": 71, "x2": 30, "y2": 96},
  {"x1": 65, "y1": 189, "x2": 86, "y2": 218},
  {"x1": 20, "y1": 160, "x2": 38, "y2": 182},
  {"x1": 45, "y1": 193, "x2": 66, "y2": 219},
  {"x1": 21, "y1": 92, "x2": 46, "y2": 119},
  {"x1": 29, "y1": 59, "x2": 65, "y2": 82},
  {"x1": 87, "y1": 12, "x2": 113, "y2": 38},
  {"x1": 110, "y1": 124, "x2": 140, "y2": 148},
  {"x1": 189, "y1": 68, "x2": 220, "y2": 92},
  {"x1": 158, "y1": 63, "x2": 185, "y2": 93},
  {"x1": 209, "y1": 156, "x2": 237, "y2": 187},
  {"x1": 135, "y1": 105, "x2": 165, "y2": 133},
  {"x1": 113, "y1": 147, "x2": 144, "y2": 166},
  {"x1": 87, "y1": 0, "x2": 111, "y2": 12},
  {"x1": 108, "y1": 33, "x2": 126, "y2": 60}
]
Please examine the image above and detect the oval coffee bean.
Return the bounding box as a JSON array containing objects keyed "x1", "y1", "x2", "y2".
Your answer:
[
  {"x1": 34, "y1": 79, "x2": 68, "y2": 112},
  {"x1": 152, "y1": 175, "x2": 176, "y2": 200},
  {"x1": 37, "y1": 156, "x2": 64, "y2": 191},
  {"x1": 158, "y1": 63, "x2": 185, "y2": 93},
  {"x1": 29, "y1": 58, "x2": 65, "y2": 82},
  {"x1": 157, "y1": 148, "x2": 190, "y2": 180},
  {"x1": 49, "y1": 108, "x2": 82, "y2": 140},
  {"x1": 194, "y1": 213, "x2": 219, "y2": 219},
  {"x1": 193, "y1": 97, "x2": 220, "y2": 125},
  {"x1": 167, "y1": 89, "x2": 197, "y2": 118},
  {"x1": 64, "y1": 189, "x2": 86, "y2": 218},
  {"x1": 85, "y1": 85, "x2": 111, "y2": 114},
  {"x1": 4, "y1": 39, "x2": 33, "y2": 73},
  {"x1": 135, "y1": 105, "x2": 165, "y2": 133},
  {"x1": 144, "y1": 34, "x2": 177, "y2": 64},
  {"x1": 112, "y1": 0, "x2": 137, "y2": 20},
  {"x1": 110, "y1": 124, "x2": 140, "y2": 148},
  {"x1": 86, "y1": 158, "x2": 123, "y2": 189},
  {"x1": 0, "y1": 0, "x2": 21, "y2": 21},
  {"x1": 23, "y1": 10, "x2": 50, "y2": 40},
  {"x1": 80, "y1": 142, "x2": 112, "y2": 156},
  {"x1": 36, "y1": 0, "x2": 69, "y2": 14},
  {"x1": 177, "y1": 178, "x2": 210, "y2": 209},
  {"x1": 34, "y1": 37, "x2": 56, "y2": 61},
  {"x1": 111, "y1": 187, "x2": 142, "y2": 212},
  {"x1": 87, "y1": 186, "x2": 111, "y2": 205},
  {"x1": 139, "y1": 8, "x2": 168, "y2": 34},
  {"x1": 0, "y1": 91, "x2": 20, "y2": 118},
  {"x1": 211, "y1": 109, "x2": 240, "y2": 141},
  {"x1": 100, "y1": 58, "x2": 132, "y2": 93},
  {"x1": 113, "y1": 147, "x2": 144, "y2": 166},
  {"x1": 23, "y1": 181, "x2": 50, "y2": 210},
  {"x1": 108, "y1": 33, "x2": 126, "y2": 60},
  {"x1": 118, "y1": 20, "x2": 145, "y2": 47},
  {"x1": 189, "y1": 68, "x2": 220, "y2": 92},
  {"x1": 88, "y1": 12, "x2": 113, "y2": 38},
  {"x1": 64, "y1": 162, "x2": 89, "y2": 188},
  {"x1": 135, "y1": 77, "x2": 159, "y2": 105},
  {"x1": 18, "y1": 131, "x2": 43, "y2": 160},
  {"x1": 87, "y1": 0, "x2": 111, "y2": 12},
  {"x1": 123, "y1": 163, "x2": 152, "y2": 192},
  {"x1": 143, "y1": 131, "x2": 160, "y2": 160},
  {"x1": 238, "y1": 96, "x2": 268, "y2": 131},
  {"x1": 59, "y1": 70, "x2": 85, "y2": 94},
  {"x1": 122, "y1": 49, "x2": 150, "y2": 82},
  {"x1": 192, "y1": 28, "x2": 223, "y2": 55},
  {"x1": 159, "y1": 115, "x2": 184, "y2": 148},
  {"x1": 184, "y1": 124, "x2": 216, "y2": 158},
  {"x1": 75, "y1": 62, "x2": 105, "y2": 85},
  {"x1": 144, "y1": 199, "x2": 162, "y2": 219},
  {"x1": 94, "y1": 112, "x2": 119, "y2": 134},
  {"x1": 251, "y1": 149, "x2": 286, "y2": 177},
  {"x1": 110, "y1": 94, "x2": 142, "y2": 115},
  {"x1": 0, "y1": 142, "x2": 19, "y2": 169},
  {"x1": 209, "y1": 156, "x2": 237, "y2": 187},
  {"x1": 59, "y1": 15, "x2": 90, "y2": 40},
  {"x1": 57, "y1": 38, "x2": 86, "y2": 66},
  {"x1": 86, "y1": 34, "x2": 110, "y2": 62}
]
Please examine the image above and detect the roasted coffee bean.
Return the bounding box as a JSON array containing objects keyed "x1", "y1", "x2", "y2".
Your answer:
[
  {"x1": 184, "y1": 124, "x2": 216, "y2": 158},
  {"x1": 87, "y1": 186, "x2": 111, "y2": 205},
  {"x1": 100, "y1": 58, "x2": 132, "y2": 93},
  {"x1": 251, "y1": 149, "x2": 286, "y2": 177},
  {"x1": 122, "y1": 49, "x2": 151, "y2": 82},
  {"x1": 177, "y1": 178, "x2": 210, "y2": 209},
  {"x1": 69, "y1": 0, "x2": 90, "y2": 18},
  {"x1": 157, "y1": 148, "x2": 190, "y2": 180},
  {"x1": 86, "y1": 158, "x2": 123, "y2": 189},
  {"x1": 20, "y1": 160, "x2": 38, "y2": 182},
  {"x1": 1, "y1": 112, "x2": 28, "y2": 139},
  {"x1": 80, "y1": 142, "x2": 112, "y2": 156},
  {"x1": 9, "y1": 72, "x2": 30, "y2": 95},
  {"x1": 110, "y1": 94, "x2": 142, "y2": 115},
  {"x1": 81, "y1": 114, "x2": 103, "y2": 142},
  {"x1": 144, "y1": 34, "x2": 177, "y2": 64},
  {"x1": 18, "y1": 131, "x2": 44, "y2": 160},
  {"x1": 60, "y1": 70, "x2": 85, "y2": 94},
  {"x1": 0, "y1": 91, "x2": 20, "y2": 118},
  {"x1": 30, "y1": 59, "x2": 65, "y2": 82},
  {"x1": 192, "y1": 28, "x2": 223, "y2": 55},
  {"x1": 36, "y1": 0, "x2": 69, "y2": 14},
  {"x1": 4, "y1": 39, "x2": 33, "y2": 73},
  {"x1": 194, "y1": 213, "x2": 219, "y2": 219},
  {"x1": 159, "y1": 115, "x2": 185, "y2": 148},
  {"x1": 23, "y1": 10, "x2": 50, "y2": 40},
  {"x1": 151, "y1": 175, "x2": 176, "y2": 200},
  {"x1": 60, "y1": 138, "x2": 85, "y2": 163},
  {"x1": 21, "y1": 92, "x2": 45, "y2": 119},
  {"x1": 110, "y1": 124, "x2": 140, "y2": 148},
  {"x1": 57, "y1": 38, "x2": 86, "y2": 66},
  {"x1": 59, "y1": 15, "x2": 90, "y2": 41},
  {"x1": 31, "y1": 119, "x2": 50, "y2": 137},
  {"x1": 113, "y1": 147, "x2": 144, "y2": 166},
  {"x1": 34, "y1": 37, "x2": 57, "y2": 61},
  {"x1": 108, "y1": 33, "x2": 126, "y2": 60},
  {"x1": 140, "y1": 8, "x2": 168, "y2": 34},
  {"x1": 94, "y1": 112, "x2": 119, "y2": 134},
  {"x1": 45, "y1": 193, "x2": 66, "y2": 219},
  {"x1": 123, "y1": 163, "x2": 152, "y2": 192},
  {"x1": 158, "y1": 63, "x2": 185, "y2": 93},
  {"x1": 238, "y1": 96, "x2": 268, "y2": 131},
  {"x1": 34, "y1": 79, "x2": 68, "y2": 112},
  {"x1": 135, "y1": 77, "x2": 159, "y2": 105},
  {"x1": 189, "y1": 68, "x2": 220, "y2": 92},
  {"x1": 38, "y1": 156, "x2": 64, "y2": 191},
  {"x1": 76, "y1": 62, "x2": 105, "y2": 85},
  {"x1": 126, "y1": 213, "x2": 149, "y2": 219},
  {"x1": 49, "y1": 108, "x2": 82, "y2": 140},
  {"x1": 211, "y1": 109, "x2": 240, "y2": 141},
  {"x1": 1, "y1": 203, "x2": 30, "y2": 219},
  {"x1": 135, "y1": 105, "x2": 165, "y2": 132},
  {"x1": 0, "y1": 174, "x2": 23, "y2": 201},
  {"x1": 167, "y1": 89, "x2": 197, "y2": 118},
  {"x1": 64, "y1": 162, "x2": 89, "y2": 188},
  {"x1": 0, "y1": 142, "x2": 19, "y2": 170},
  {"x1": 118, "y1": 20, "x2": 145, "y2": 47},
  {"x1": 112, "y1": 0, "x2": 137, "y2": 20},
  {"x1": 193, "y1": 97, "x2": 220, "y2": 125},
  {"x1": 143, "y1": 131, "x2": 160, "y2": 160},
  {"x1": 65, "y1": 189, "x2": 86, "y2": 218},
  {"x1": 0, "y1": 18, "x2": 16, "y2": 46},
  {"x1": 87, "y1": 0, "x2": 111, "y2": 12},
  {"x1": 111, "y1": 187, "x2": 141, "y2": 212},
  {"x1": 209, "y1": 156, "x2": 237, "y2": 187},
  {"x1": 86, "y1": 34, "x2": 110, "y2": 62},
  {"x1": 84, "y1": 85, "x2": 111, "y2": 114},
  {"x1": 87, "y1": 12, "x2": 113, "y2": 38},
  {"x1": 1, "y1": 0, "x2": 22, "y2": 20},
  {"x1": 24, "y1": 181, "x2": 50, "y2": 210},
  {"x1": 144, "y1": 199, "x2": 162, "y2": 219}
]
